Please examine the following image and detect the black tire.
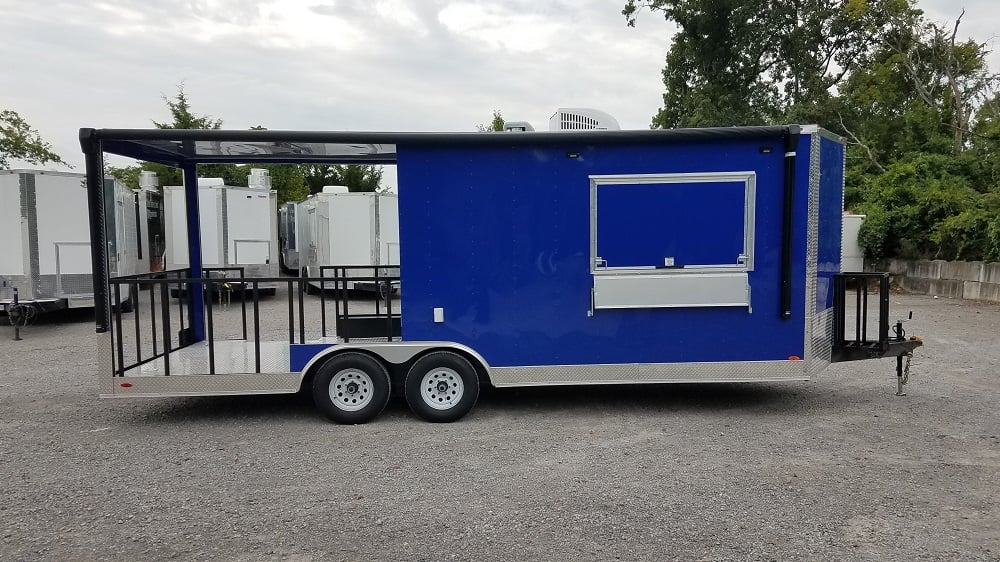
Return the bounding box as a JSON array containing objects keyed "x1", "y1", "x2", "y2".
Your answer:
[
  {"x1": 312, "y1": 353, "x2": 391, "y2": 424},
  {"x1": 404, "y1": 351, "x2": 480, "y2": 423}
]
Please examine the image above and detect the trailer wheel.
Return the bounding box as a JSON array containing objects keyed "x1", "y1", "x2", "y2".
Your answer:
[
  {"x1": 404, "y1": 351, "x2": 480, "y2": 423},
  {"x1": 312, "y1": 353, "x2": 391, "y2": 424}
]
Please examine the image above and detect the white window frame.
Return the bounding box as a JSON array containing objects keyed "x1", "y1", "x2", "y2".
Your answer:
[{"x1": 588, "y1": 172, "x2": 757, "y2": 311}]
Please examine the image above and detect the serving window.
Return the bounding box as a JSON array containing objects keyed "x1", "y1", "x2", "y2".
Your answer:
[{"x1": 589, "y1": 172, "x2": 756, "y2": 310}]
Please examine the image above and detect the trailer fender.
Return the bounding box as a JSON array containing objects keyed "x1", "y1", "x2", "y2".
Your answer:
[{"x1": 298, "y1": 342, "x2": 492, "y2": 391}]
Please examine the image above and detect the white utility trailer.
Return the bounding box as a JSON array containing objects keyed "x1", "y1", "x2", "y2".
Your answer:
[
  {"x1": 163, "y1": 169, "x2": 279, "y2": 294},
  {"x1": 278, "y1": 201, "x2": 301, "y2": 273},
  {"x1": 1, "y1": 169, "x2": 151, "y2": 315},
  {"x1": 842, "y1": 214, "x2": 866, "y2": 272},
  {"x1": 297, "y1": 187, "x2": 399, "y2": 292}
]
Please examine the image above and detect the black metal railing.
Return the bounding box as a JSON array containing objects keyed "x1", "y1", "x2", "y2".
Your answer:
[
  {"x1": 318, "y1": 265, "x2": 401, "y2": 342},
  {"x1": 110, "y1": 268, "x2": 189, "y2": 377},
  {"x1": 832, "y1": 272, "x2": 890, "y2": 357},
  {"x1": 107, "y1": 265, "x2": 400, "y2": 377}
]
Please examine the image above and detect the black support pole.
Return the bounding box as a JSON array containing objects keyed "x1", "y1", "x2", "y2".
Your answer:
[
  {"x1": 80, "y1": 129, "x2": 110, "y2": 334},
  {"x1": 780, "y1": 125, "x2": 801, "y2": 319}
]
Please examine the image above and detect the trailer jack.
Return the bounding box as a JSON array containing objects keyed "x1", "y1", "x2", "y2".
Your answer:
[{"x1": 8, "y1": 289, "x2": 39, "y2": 341}]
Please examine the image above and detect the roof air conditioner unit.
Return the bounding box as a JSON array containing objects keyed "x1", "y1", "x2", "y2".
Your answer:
[
  {"x1": 248, "y1": 168, "x2": 271, "y2": 189},
  {"x1": 139, "y1": 171, "x2": 158, "y2": 189},
  {"x1": 503, "y1": 121, "x2": 535, "y2": 132}
]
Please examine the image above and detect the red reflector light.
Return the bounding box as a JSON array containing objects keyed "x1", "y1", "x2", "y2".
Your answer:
[
  {"x1": 788, "y1": 356, "x2": 801, "y2": 361},
  {"x1": 120, "y1": 382, "x2": 133, "y2": 388}
]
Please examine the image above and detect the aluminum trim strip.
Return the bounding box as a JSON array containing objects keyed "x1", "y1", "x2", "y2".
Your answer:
[
  {"x1": 593, "y1": 271, "x2": 750, "y2": 309},
  {"x1": 800, "y1": 125, "x2": 845, "y2": 142},
  {"x1": 491, "y1": 360, "x2": 807, "y2": 387}
]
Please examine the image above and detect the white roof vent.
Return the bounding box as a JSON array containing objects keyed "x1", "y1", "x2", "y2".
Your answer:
[
  {"x1": 198, "y1": 177, "x2": 225, "y2": 187},
  {"x1": 504, "y1": 121, "x2": 535, "y2": 132},
  {"x1": 248, "y1": 168, "x2": 271, "y2": 189},
  {"x1": 549, "y1": 108, "x2": 620, "y2": 131},
  {"x1": 321, "y1": 185, "x2": 349, "y2": 194},
  {"x1": 139, "y1": 171, "x2": 158, "y2": 189}
]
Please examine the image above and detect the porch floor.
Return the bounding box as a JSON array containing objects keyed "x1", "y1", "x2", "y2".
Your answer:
[{"x1": 126, "y1": 338, "x2": 338, "y2": 376}]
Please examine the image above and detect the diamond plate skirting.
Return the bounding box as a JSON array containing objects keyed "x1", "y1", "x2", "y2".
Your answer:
[
  {"x1": 490, "y1": 360, "x2": 807, "y2": 387},
  {"x1": 97, "y1": 331, "x2": 116, "y2": 395},
  {"x1": 105, "y1": 373, "x2": 302, "y2": 398},
  {"x1": 808, "y1": 307, "x2": 834, "y2": 378},
  {"x1": 803, "y1": 132, "x2": 821, "y2": 368}
]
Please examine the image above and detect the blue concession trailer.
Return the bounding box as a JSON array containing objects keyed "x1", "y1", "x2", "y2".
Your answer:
[{"x1": 80, "y1": 125, "x2": 921, "y2": 423}]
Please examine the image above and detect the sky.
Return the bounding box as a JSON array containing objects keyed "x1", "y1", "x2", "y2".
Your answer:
[{"x1": 2, "y1": 0, "x2": 997, "y2": 185}]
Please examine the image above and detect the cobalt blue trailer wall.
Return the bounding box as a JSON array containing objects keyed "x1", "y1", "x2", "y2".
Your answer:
[
  {"x1": 395, "y1": 130, "x2": 841, "y2": 370},
  {"x1": 817, "y1": 134, "x2": 846, "y2": 312}
]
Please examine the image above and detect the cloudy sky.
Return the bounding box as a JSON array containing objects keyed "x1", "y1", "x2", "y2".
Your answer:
[{"x1": 2, "y1": 0, "x2": 996, "y2": 180}]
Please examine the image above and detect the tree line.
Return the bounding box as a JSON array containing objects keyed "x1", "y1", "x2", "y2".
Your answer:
[
  {"x1": 0, "y1": 89, "x2": 385, "y2": 206},
  {"x1": 625, "y1": 0, "x2": 1000, "y2": 262},
  {"x1": 105, "y1": 87, "x2": 384, "y2": 205}
]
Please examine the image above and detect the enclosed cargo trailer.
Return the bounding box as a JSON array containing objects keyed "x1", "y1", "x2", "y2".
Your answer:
[
  {"x1": 81, "y1": 125, "x2": 922, "y2": 424},
  {"x1": 163, "y1": 169, "x2": 279, "y2": 294},
  {"x1": 1, "y1": 170, "x2": 153, "y2": 316},
  {"x1": 278, "y1": 201, "x2": 301, "y2": 273},
  {"x1": 297, "y1": 188, "x2": 399, "y2": 292}
]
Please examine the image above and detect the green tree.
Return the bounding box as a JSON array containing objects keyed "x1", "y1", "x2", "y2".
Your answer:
[
  {"x1": 970, "y1": 94, "x2": 1000, "y2": 189},
  {"x1": 476, "y1": 110, "x2": 505, "y2": 132},
  {"x1": 623, "y1": 0, "x2": 919, "y2": 128},
  {"x1": 0, "y1": 109, "x2": 67, "y2": 168},
  {"x1": 302, "y1": 164, "x2": 384, "y2": 194},
  {"x1": 841, "y1": 10, "x2": 1000, "y2": 160},
  {"x1": 110, "y1": 85, "x2": 231, "y2": 188},
  {"x1": 152, "y1": 85, "x2": 223, "y2": 130}
]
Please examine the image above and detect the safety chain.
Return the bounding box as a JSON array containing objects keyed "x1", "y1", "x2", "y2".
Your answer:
[{"x1": 896, "y1": 351, "x2": 913, "y2": 396}]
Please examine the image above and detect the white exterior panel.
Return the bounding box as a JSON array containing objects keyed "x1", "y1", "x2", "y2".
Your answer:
[
  {"x1": 377, "y1": 194, "x2": 400, "y2": 267},
  {"x1": 328, "y1": 194, "x2": 375, "y2": 265},
  {"x1": 0, "y1": 174, "x2": 24, "y2": 276},
  {"x1": 34, "y1": 173, "x2": 90, "y2": 275},
  {"x1": 164, "y1": 186, "x2": 189, "y2": 267},
  {"x1": 298, "y1": 191, "x2": 400, "y2": 289},
  {"x1": 164, "y1": 184, "x2": 278, "y2": 280},
  {"x1": 165, "y1": 186, "x2": 222, "y2": 267},
  {"x1": 842, "y1": 214, "x2": 865, "y2": 272},
  {"x1": 199, "y1": 187, "x2": 222, "y2": 266},
  {"x1": 225, "y1": 187, "x2": 273, "y2": 265}
]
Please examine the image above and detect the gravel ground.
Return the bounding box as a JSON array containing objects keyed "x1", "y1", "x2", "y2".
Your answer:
[{"x1": 0, "y1": 291, "x2": 998, "y2": 561}]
